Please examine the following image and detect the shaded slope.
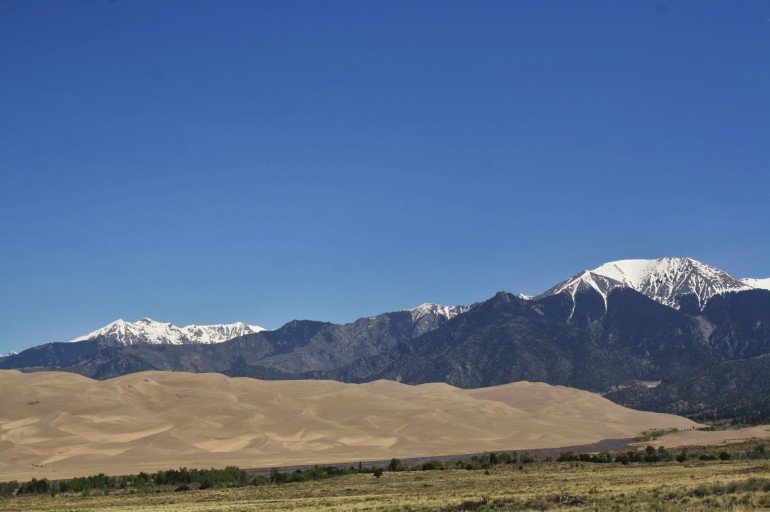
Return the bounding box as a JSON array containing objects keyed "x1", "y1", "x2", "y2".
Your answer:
[
  {"x1": 607, "y1": 353, "x2": 770, "y2": 424},
  {"x1": 379, "y1": 289, "x2": 718, "y2": 390}
]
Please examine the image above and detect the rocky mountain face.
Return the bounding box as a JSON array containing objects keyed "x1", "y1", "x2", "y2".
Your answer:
[{"x1": 2, "y1": 257, "x2": 769, "y2": 423}]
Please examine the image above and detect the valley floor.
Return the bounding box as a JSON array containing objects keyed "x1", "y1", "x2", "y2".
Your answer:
[{"x1": 1, "y1": 460, "x2": 769, "y2": 511}]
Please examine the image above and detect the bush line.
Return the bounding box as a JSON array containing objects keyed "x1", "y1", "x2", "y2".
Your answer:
[{"x1": 0, "y1": 441, "x2": 767, "y2": 498}]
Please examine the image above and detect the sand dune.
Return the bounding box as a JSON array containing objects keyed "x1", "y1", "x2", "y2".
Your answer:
[
  {"x1": 631, "y1": 425, "x2": 770, "y2": 450},
  {"x1": 0, "y1": 370, "x2": 697, "y2": 480}
]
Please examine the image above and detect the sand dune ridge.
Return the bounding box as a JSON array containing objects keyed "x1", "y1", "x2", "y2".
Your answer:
[{"x1": 0, "y1": 370, "x2": 698, "y2": 480}]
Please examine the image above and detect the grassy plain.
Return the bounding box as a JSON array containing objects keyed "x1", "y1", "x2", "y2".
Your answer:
[{"x1": 1, "y1": 460, "x2": 769, "y2": 512}]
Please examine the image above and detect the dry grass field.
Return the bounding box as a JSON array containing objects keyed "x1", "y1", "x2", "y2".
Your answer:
[{"x1": 1, "y1": 459, "x2": 769, "y2": 512}]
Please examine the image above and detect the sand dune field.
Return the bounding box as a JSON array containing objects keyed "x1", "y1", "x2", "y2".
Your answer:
[{"x1": 0, "y1": 370, "x2": 697, "y2": 480}]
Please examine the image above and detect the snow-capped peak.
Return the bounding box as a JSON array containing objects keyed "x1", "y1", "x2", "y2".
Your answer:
[
  {"x1": 404, "y1": 303, "x2": 470, "y2": 322},
  {"x1": 539, "y1": 257, "x2": 752, "y2": 310},
  {"x1": 537, "y1": 270, "x2": 625, "y2": 319},
  {"x1": 741, "y1": 277, "x2": 770, "y2": 291},
  {"x1": 591, "y1": 257, "x2": 751, "y2": 309},
  {"x1": 68, "y1": 318, "x2": 266, "y2": 346}
]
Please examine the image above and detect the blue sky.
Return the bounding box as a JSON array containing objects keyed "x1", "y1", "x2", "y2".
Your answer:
[{"x1": 1, "y1": 1, "x2": 769, "y2": 353}]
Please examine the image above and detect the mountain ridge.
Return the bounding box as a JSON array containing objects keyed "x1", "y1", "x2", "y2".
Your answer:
[
  {"x1": 57, "y1": 258, "x2": 768, "y2": 350},
  {"x1": 538, "y1": 257, "x2": 753, "y2": 311},
  {"x1": 742, "y1": 277, "x2": 770, "y2": 291},
  {"x1": 68, "y1": 318, "x2": 267, "y2": 346},
  {"x1": 3, "y1": 256, "x2": 769, "y2": 424}
]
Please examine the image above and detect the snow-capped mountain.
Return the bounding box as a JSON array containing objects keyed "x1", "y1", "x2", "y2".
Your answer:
[
  {"x1": 539, "y1": 257, "x2": 752, "y2": 310},
  {"x1": 536, "y1": 270, "x2": 625, "y2": 312},
  {"x1": 404, "y1": 303, "x2": 470, "y2": 322},
  {"x1": 741, "y1": 277, "x2": 770, "y2": 291},
  {"x1": 3, "y1": 256, "x2": 770, "y2": 426},
  {"x1": 68, "y1": 318, "x2": 266, "y2": 346}
]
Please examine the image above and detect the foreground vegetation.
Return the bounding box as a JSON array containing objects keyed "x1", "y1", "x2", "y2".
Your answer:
[{"x1": 1, "y1": 442, "x2": 769, "y2": 511}]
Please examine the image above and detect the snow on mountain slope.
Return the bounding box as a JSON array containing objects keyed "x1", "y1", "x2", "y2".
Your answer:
[
  {"x1": 539, "y1": 257, "x2": 752, "y2": 310},
  {"x1": 592, "y1": 258, "x2": 751, "y2": 309},
  {"x1": 404, "y1": 303, "x2": 470, "y2": 322},
  {"x1": 741, "y1": 277, "x2": 770, "y2": 291},
  {"x1": 536, "y1": 271, "x2": 625, "y2": 320},
  {"x1": 69, "y1": 318, "x2": 266, "y2": 346}
]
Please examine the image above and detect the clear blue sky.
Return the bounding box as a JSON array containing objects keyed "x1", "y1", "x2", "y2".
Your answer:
[{"x1": 1, "y1": 1, "x2": 769, "y2": 353}]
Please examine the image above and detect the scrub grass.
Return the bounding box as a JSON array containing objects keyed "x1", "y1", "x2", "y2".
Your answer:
[{"x1": 1, "y1": 459, "x2": 769, "y2": 511}]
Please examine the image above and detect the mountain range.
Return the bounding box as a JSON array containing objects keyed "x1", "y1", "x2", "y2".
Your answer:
[{"x1": 2, "y1": 257, "x2": 769, "y2": 423}]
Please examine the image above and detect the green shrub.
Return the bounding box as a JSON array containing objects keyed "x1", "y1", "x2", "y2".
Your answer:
[{"x1": 0, "y1": 481, "x2": 18, "y2": 498}]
